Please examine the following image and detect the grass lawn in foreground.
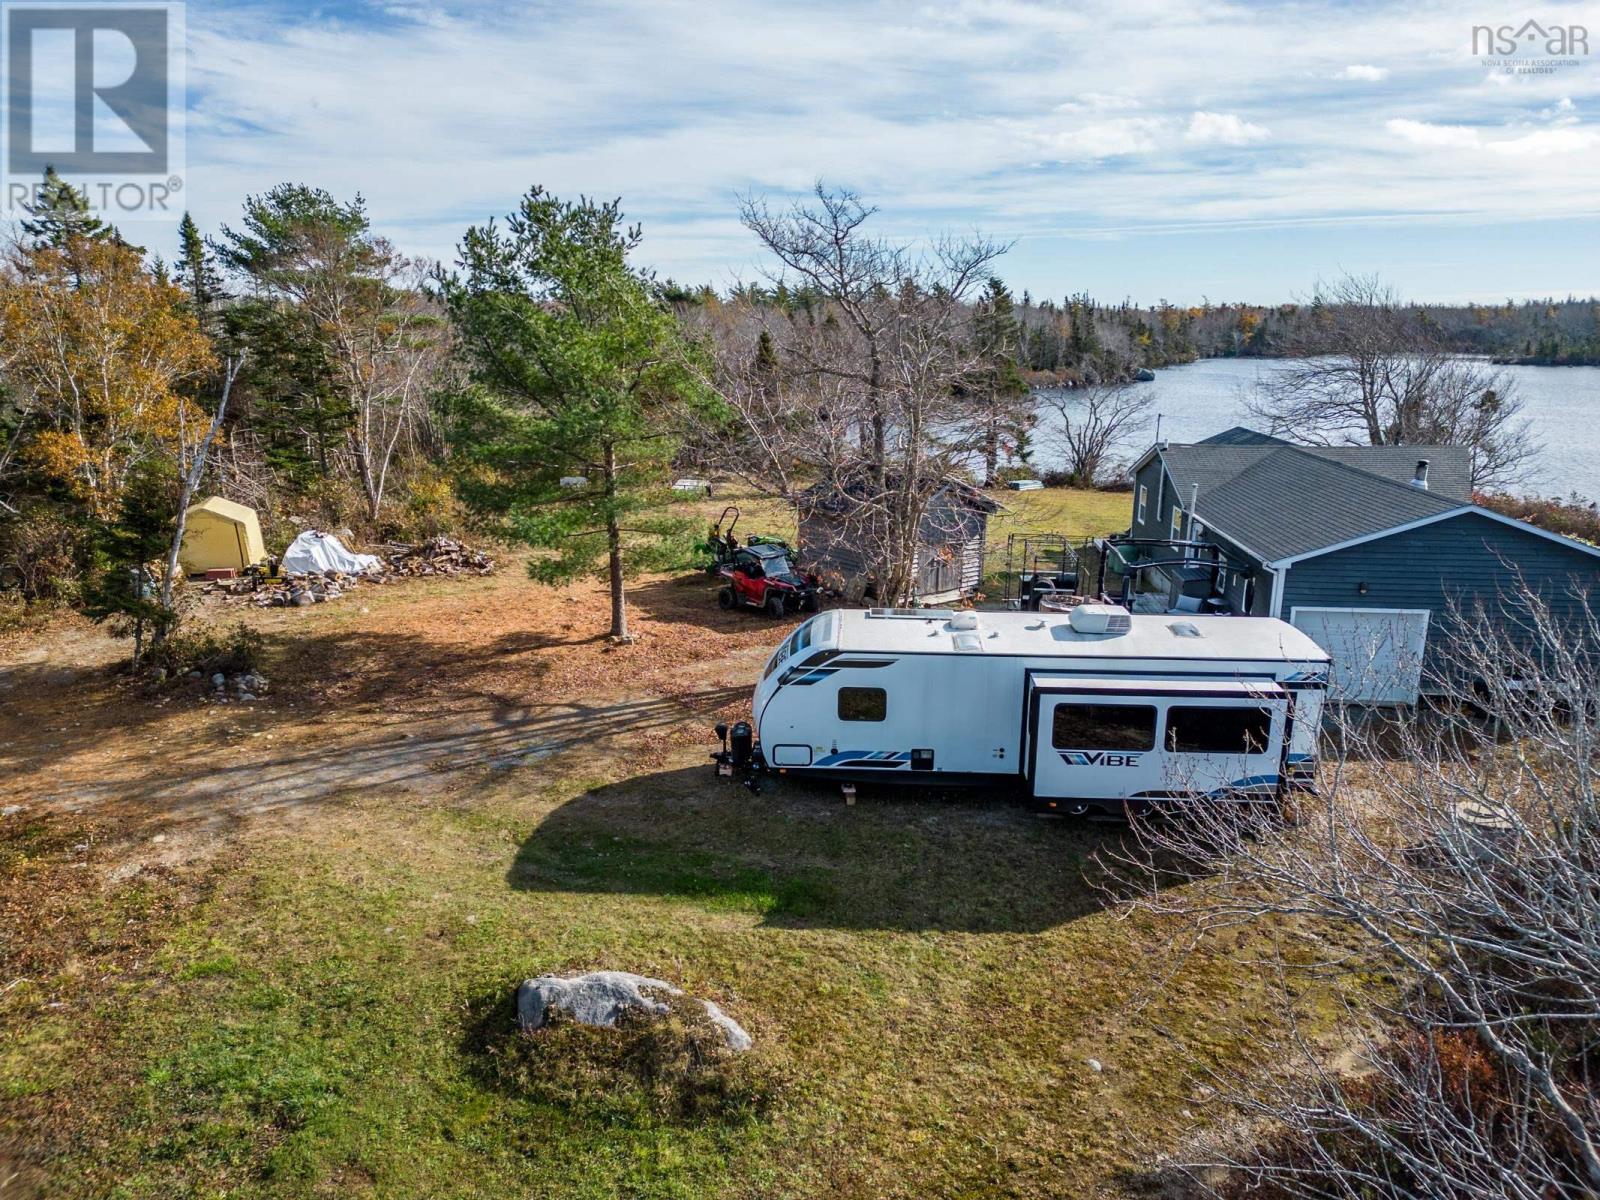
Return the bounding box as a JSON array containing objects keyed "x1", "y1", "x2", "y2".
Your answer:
[
  {"x1": 9, "y1": 751, "x2": 1358, "y2": 1199},
  {"x1": 0, "y1": 508, "x2": 1363, "y2": 1199}
]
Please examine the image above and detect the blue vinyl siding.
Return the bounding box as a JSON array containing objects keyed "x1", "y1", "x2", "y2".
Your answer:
[
  {"x1": 1201, "y1": 529, "x2": 1273, "y2": 615},
  {"x1": 1281, "y1": 511, "x2": 1600, "y2": 677},
  {"x1": 1129, "y1": 460, "x2": 1275, "y2": 614},
  {"x1": 1130, "y1": 459, "x2": 1168, "y2": 540}
]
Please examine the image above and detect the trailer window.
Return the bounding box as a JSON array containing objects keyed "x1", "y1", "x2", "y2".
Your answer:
[
  {"x1": 1051, "y1": 704, "x2": 1156, "y2": 751},
  {"x1": 1165, "y1": 706, "x2": 1274, "y2": 754},
  {"x1": 838, "y1": 687, "x2": 887, "y2": 722},
  {"x1": 764, "y1": 615, "x2": 830, "y2": 680},
  {"x1": 789, "y1": 619, "x2": 814, "y2": 657}
]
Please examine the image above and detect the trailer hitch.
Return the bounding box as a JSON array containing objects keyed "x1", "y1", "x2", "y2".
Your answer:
[{"x1": 711, "y1": 722, "x2": 763, "y2": 795}]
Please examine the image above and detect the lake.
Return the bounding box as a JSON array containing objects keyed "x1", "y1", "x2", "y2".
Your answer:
[{"x1": 1076, "y1": 357, "x2": 1599, "y2": 501}]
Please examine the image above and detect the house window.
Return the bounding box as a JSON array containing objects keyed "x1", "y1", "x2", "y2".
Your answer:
[
  {"x1": 1170, "y1": 506, "x2": 1185, "y2": 541},
  {"x1": 1165, "y1": 706, "x2": 1274, "y2": 755},
  {"x1": 1052, "y1": 704, "x2": 1157, "y2": 751},
  {"x1": 1137, "y1": 485, "x2": 1148, "y2": 524},
  {"x1": 838, "y1": 687, "x2": 887, "y2": 722}
]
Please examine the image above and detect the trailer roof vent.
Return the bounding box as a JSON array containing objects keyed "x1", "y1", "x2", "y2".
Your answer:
[
  {"x1": 947, "y1": 611, "x2": 979, "y2": 631},
  {"x1": 867, "y1": 607, "x2": 956, "y2": 620},
  {"x1": 951, "y1": 631, "x2": 984, "y2": 653},
  {"x1": 1168, "y1": 621, "x2": 1203, "y2": 638},
  {"x1": 1068, "y1": 603, "x2": 1132, "y2": 636}
]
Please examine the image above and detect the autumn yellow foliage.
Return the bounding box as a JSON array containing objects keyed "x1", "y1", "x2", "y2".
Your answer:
[{"x1": 0, "y1": 237, "x2": 215, "y2": 516}]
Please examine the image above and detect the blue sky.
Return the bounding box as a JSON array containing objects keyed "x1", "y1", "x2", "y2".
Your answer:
[{"x1": 162, "y1": 0, "x2": 1600, "y2": 304}]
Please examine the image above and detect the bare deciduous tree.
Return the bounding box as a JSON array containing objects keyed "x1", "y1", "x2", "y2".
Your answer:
[
  {"x1": 699, "y1": 184, "x2": 1010, "y2": 601},
  {"x1": 1038, "y1": 381, "x2": 1153, "y2": 486},
  {"x1": 158, "y1": 354, "x2": 245, "y2": 624},
  {"x1": 1115, "y1": 584, "x2": 1600, "y2": 1198},
  {"x1": 1248, "y1": 273, "x2": 1536, "y2": 489}
]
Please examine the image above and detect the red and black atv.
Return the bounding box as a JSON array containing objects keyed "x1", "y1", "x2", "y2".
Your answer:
[{"x1": 718, "y1": 543, "x2": 821, "y2": 617}]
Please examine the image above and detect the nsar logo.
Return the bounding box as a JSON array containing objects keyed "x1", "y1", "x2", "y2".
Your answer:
[{"x1": 1472, "y1": 19, "x2": 1588, "y2": 56}]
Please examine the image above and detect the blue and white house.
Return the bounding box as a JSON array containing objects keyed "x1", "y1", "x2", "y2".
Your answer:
[{"x1": 1127, "y1": 428, "x2": 1600, "y2": 703}]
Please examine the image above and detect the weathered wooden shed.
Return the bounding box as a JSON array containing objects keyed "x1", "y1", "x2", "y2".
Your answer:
[{"x1": 798, "y1": 479, "x2": 999, "y2": 605}]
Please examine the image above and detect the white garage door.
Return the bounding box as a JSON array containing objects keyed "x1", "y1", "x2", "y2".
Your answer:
[{"x1": 1290, "y1": 607, "x2": 1430, "y2": 705}]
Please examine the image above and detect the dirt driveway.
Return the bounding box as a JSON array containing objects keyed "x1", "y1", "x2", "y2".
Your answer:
[{"x1": 0, "y1": 568, "x2": 787, "y2": 849}]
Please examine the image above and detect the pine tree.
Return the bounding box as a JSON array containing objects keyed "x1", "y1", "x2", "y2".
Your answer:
[
  {"x1": 175, "y1": 211, "x2": 225, "y2": 332},
  {"x1": 753, "y1": 328, "x2": 779, "y2": 398},
  {"x1": 20, "y1": 166, "x2": 110, "y2": 249},
  {"x1": 1066, "y1": 292, "x2": 1102, "y2": 363},
  {"x1": 441, "y1": 186, "x2": 714, "y2": 640},
  {"x1": 973, "y1": 276, "x2": 1029, "y2": 484},
  {"x1": 84, "y1": 457, "x2": 177, "y2": 669},
  {"x1": 219, "y1": 184, "x2": 437, "y2": 521}
]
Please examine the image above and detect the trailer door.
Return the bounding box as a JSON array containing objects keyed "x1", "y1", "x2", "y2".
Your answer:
[{"x1": 1027, "y1": 676, "x2": 1289, "y2": 803}]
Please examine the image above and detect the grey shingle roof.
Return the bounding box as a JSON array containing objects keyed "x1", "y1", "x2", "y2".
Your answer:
[
  {"x1": 1198, "y1": 427, "x2": 1291, "y2": 447},
  {"x1": 1160, "y1": 445, "x2": 1280, "y2": 507},
  {"x1": 1160, "y1": 430, "x2": 1473, "y2": 521},
  {"x1": 1187, "y1": 446, "x2": 1461, "y2": 563},
  {"x1": 1304, "y1": 445, "x2": 1472, "y2": 501}
]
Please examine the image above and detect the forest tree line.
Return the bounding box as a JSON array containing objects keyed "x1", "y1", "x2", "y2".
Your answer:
[
  {"x1": 674, "y1": 277, "x2": 1600, "y2": 376},
  {"x1": 0, "y1": 174, "x2": 1579, "y2": 646}
]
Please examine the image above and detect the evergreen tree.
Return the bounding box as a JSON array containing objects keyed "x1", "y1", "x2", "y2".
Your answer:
[
  {"x1": 222, "y1": 299, "x2": 344, "y2": 479},
  {"x1": 175, "y1": 211, "x2": 225, "y2": 332},
  {"x1": 219, "y1": 184, "x2": 440, "y2": 521},
  {"x1": 972, "y1": 276, "x2": 1030, "y2": 484},
  {"x1": 20, "y1": 167, "x2": 110, "y2": 249},
  {"x1": 753, "y1": 328, "x2": 779, "y2": 397},
  {"x1": 1066, "y1": 292, "x2": 1102, "y2": 362},
  {"x1": 441, "y1": 186, "x2": 714, "y2": 640},
  {"x1": 84, "y1": 457, "x2": 176, "y2": 668}
]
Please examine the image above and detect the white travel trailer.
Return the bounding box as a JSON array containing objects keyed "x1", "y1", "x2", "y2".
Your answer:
[{"x1": 740, "y1": 604, "x2": 1330, "y2": 813}]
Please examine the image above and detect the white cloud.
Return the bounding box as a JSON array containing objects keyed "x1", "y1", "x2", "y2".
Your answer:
[
  {"x1": 1487, "y1": 127, "x2": 1600, "y2": 156},
  {"x1": 1386, "y1": 117, "x2": 1598, "y2": 157},
  {"x1": 1336, "y1": 64, "x2": 1390, "y2": 81},
  {"x1": 1540, "y1": 96, "x2": 1577, "y2": 121},
  {"x1": 142, "y1": 0, "x2": 1600, "y2": 291},
  {"x1": 1184, "y1": 111, "x2": 1270, "y2": 145},
  {"x1": 1386, "y1": 118, "x2": 1482, "y2": 148}
]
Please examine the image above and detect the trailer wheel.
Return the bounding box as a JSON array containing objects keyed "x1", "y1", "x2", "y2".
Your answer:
[
  {"x1": 765, "y1": 593, "x2": 786, "y2": 618},
  {"x1": 717, "y1": 588, "x2": 735, "y2": 610}
]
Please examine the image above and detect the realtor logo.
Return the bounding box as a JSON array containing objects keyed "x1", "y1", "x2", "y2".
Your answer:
[{"x1": 2, "y1": 2, "x2": 183, "y2": 215}]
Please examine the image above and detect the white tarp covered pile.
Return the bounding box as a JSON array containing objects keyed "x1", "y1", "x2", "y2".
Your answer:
[{"x1": 280, "y1": 530, "x2": 382, "y2": 576}]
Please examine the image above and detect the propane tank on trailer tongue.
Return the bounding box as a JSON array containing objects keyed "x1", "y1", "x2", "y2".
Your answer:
[
  {"x1": 711, "y1": 720, "x2": 757, "y2": 781},
  {"x1": 729, "y1": 721, "x2": 754, "y2": 769}
]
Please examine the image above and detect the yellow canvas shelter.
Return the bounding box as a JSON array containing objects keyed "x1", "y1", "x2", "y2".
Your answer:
[{"x1": 179, "y1": 496, "x2": 267, "y2": 574}]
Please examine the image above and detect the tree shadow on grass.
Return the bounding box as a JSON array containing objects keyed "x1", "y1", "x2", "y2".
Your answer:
[
  {"x1": 624, "y1": 573, "x2": 811, "y2": 635},
  {"x1": 508, "y1": 765, "x2": 1154, "y2": 934}
]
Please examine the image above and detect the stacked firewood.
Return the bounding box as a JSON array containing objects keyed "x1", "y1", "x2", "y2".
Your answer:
[
  {"x1": 382, "y1": 536, "x2": 496, "y2": 577},
  {"x1": 198, "y1": 537, "x2": 496, "y2": 607}
]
